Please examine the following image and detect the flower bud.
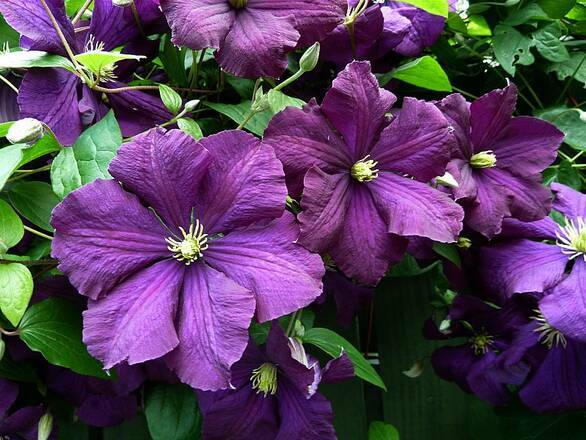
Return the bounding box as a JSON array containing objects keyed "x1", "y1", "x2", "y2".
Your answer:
[
  {"x1": 457, "y1": 237, "x2": 472, "y2": 249},
  {"x1": 6, "y1": 118, "x2": 44, "y2": 145},
  {"x1": 112, "y1": 0, "x2": 134, "y2": 6},
  {"x1": 299, "y1": 43, "x2": 320, "y2": 73},
  {"x1": 402, "y1": 361, "x2": 424, "y2": 378},
  {"x1": 435, "y1": 171, "x2": 459, "y2": 188},
  {"x1": 470, "y1": 150, "x2": 497, "y2": 168},
  {"x1": 37, "y1": 412, "x2": 53, "y2": 440},
  {"x1": 439, "y1": 319, "x2": 452, "y2": 334},
  {"x1": 183, "y1": 99, "x2": 201, "y2": 113},
  {"x1": 251, "y1": 88, "x2": 270, "y2": 113}
]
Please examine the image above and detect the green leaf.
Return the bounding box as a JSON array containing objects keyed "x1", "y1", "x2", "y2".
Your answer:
[
  {"x1": 467, "y1": 15, "x2": 492, "y2": 37},
  {"x1": 266, "y1": 89, "x2": 305, "y2": 113},
  {"x1": 0, "y1": 50, "x2": 76, "y2": 72},
  {"x1": 18, "y1": 298, "x2": 108, "y2": 378},
  {"x1": 51, "y1": 111, "x2": 122, "y2": 198},
  {"x1": 145, "y1": 383, "x2": 201, "y2": 440},
  {"x1": 547, "y1": 53, "x2": 586, "y2": 88},
  {"x1": 432, "y1": 242, "x2": 462, "y2": 268},
  {"x1": 544, "y1": 160, "x2": 581, "y2": 190},
  {"x1": 74, "y1": 51, "x2": 144, "y2": 78},
  {"x1": 205, "y1": 101, "x2": 272, "y2": 136},
  {"x1": 0, "y1": 144, "x2": 23, "y2": 190},
  {"x1": 0, "y1": 15, "x2": 20, "y2": 48},
  {"x1": 159, "y1": 35, "x2": 188, "y2": 87},
  {"x1": 538, "y1": 0, "x2": 576, "y2": 18},
  {"x1": 369, "y1": 421, "x2": 400, "y2": 440},
  {"x1": 65, "y1": 0, "x2": 88, "y2": 16},
  {"x1": 159, "y1": 84, "x2": 183, "y2": 115},
  {"x1": 0, "y1": 121, "x2": 14, "y2": 138},
  {"x1": 537, "y1": 106, "x2": 586, "y2": 150},
  {"x1": 393, "y1": 0, "x2": 449, "y2": 17},
  {"x1": 177, "y1": 118, "x2": 203, "y2": 140},
  {"x1": 19, "y1": 131, "x2": 61, "y2": 167},
  {"x1": 505, "y1": 3, "x2": 550, "y2": 26},
  {"x1": 0, "y1": 199, "x2": 23, "y2": 254},
  {"x1": 0, "y1": 263, "x2": 33, "y2": 326},
  {"x1": 303, "y1": 327, "x2": 386, "y2": 390},
  {"x1": 533, "y1": 23, "x2": 570, "y2": 62},
  {"x1": 0, "y1": 353, "x2": 38, "y2": 382},
  {"x1": 493, "y1": 25, "x2": 535, "y2": 75},
  {"x1": 390, "y1": 56, "x2": 452, "y2": 92},
  {"x1": 8, "y1": 181, "x2": 60, "y2": 232}
]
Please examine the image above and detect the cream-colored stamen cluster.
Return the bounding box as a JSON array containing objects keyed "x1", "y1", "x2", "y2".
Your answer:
[
  {"x1": 469, "y1": 150, "x2": 497, "y2": 168},
  {"x1": 469, "y1": 331, "x2": 495, "y2": 355},
  {"x1": 532, "y1": 309, "x2": 567, "y2": 349},
  {"x1": 166, "y1": 220, "x2": 208, "y2": 265},
  {"x1": 556, "y1": 217, "x2": 586, "y2": 261},
  {"x1": 351, "y1": 155, "x2": 379, "y2": 182},
  {"x1": 250, "y1": 363, "x2": 278, "y2": 397}
]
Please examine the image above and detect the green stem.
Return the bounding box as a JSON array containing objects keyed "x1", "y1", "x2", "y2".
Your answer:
[
  {"x1": 0, "y1": 258, "x2": 57, "y2": 266},
  {"x1": 130, "y1": 1, "x2": 145, "y2": 37},
  {"x1": 0, "y1": 73, "x2": 18, "y2": 94},
  {"x1": 285, "y1": 309, "x2": 301, "y2": 337},
  {"x1": 38, "y1": 0, "x2": 81, "y2": 70},
  {"x1": 236, "y1": 111, "x2": 257, "y2": 130},
  {"x1": 71, "y1": 0, "x2": 93, "y2": 25},
  {"x1": 0, "y1": 326, "x2": 19, "y2": 336},
  {"x1": 518, "y1": 70, "x2": 543, "y2": 108},
  {"x1": 7, "y1": 165, "x2": 52, "y2": 183},
  {"x1": 556, "y1": 54, "x2": 586, "y2": 105},
  {"x1": 452, "y1": 86, "x2": 478, "y2": 99},
  {"x1": 23, "y1": 225, "x2": 53, "y2": 241},
  {"x1": 273, "y1": 70, "x2": 304, "y2": 92}
]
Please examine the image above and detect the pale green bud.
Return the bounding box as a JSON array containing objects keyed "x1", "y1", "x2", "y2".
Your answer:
[
  {"x1": 470, "y1": 150, "x2": 497, "y2": 168},
  {"x1": 299, "y1": 43, "x2": 320, "y2": 73},
  {"x1": 183, "y1": 99, "x2": 201, "y2": 113},
  {"x1": 439, "y1": 319, "x2": 451, "y2": 334},
  {"x1": 457, "y1": 237, "x2": 472, "y2": 249},
  {"x1": 435, "y1": 171, "x2": 459, "y2": 188},
  {"x1": 37, "y1": 412, "x2": 53, "y2": 440},
  {"x1": 251, "y1": 88, "x2": 270, "y2": 113},
  {"x1": 6, "y1": 118, "x2": 44, "y2": 145}
]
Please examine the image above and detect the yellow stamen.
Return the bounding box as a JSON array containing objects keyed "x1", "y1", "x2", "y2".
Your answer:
[
  {"x1": 166, "y1": 220, "x2": 208, "y2": 265},
  {"x1": 351, "y1": 155, "x2": 379, "y2": 183},
  {"x1": 250, "y1": 363, "x2": 278, "y2": 397}
]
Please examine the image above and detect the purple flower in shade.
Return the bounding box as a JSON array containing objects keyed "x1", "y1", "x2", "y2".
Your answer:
[
  {"x1": 427, "y1": 295, "x2": 530, "y2": 405},
  {"x1": 198, "y1": 324, "x2": 354, "y2": 439},
  {"x1": 479, "y1": 183, "x2": 586, "y2": 344},
  {"x1": 50, "y1": 128, "x2": 325, "y2": 391},
  {"x1": 320, "y1": 0, "x2": 446, "y2": 68},
  {"x1": 0, "y1": 378, "x2": 46, "y2": 440},
  {"x1": 263, "y1": 61, "x2": 464, "y2": 285},
  {"x1": 0, "y1": 0, "x2": 171, "y2": 145},
  {"x1": 160, "y1": 0, "x2": 346, "y2": 79},
  {"x1": 435, "y1": 85, "x2": 564, "y2": 238},
  {"x1": 322, "y1": 270, "x2": 374, "y2": 327}
]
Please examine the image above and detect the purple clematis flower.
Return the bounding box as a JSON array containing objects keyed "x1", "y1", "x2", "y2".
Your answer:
[
  {"x1": 0, "y1": 378, "x2": 46, "y2": 440},
  {"x1": 320, "y1": 0, "x2": 446, "y2": 68},
  {"x1": 479, "y1": 183, "x2": 586, "y2": 343},
  {"x1": 427, "y1": 295, "x2": 530, "y2": 405},
  {"x1": 160, "y1": 0, "x2": 346, "y2": 78},
  {"x1": 198, "y1": 324, "x2": 354, "y2": 439},
  {"x1": 435, "y1": 84, "x2": 564, "y2": 238},
  {"x1": 50, "y1": 128, "x2": 325, "y2": 391},
  {"x1": 0, "y1": 0, "x2": 171, "y2": 145},
  {"x1": 263, "y1": 61, "x2": 464, "y2": 285}
]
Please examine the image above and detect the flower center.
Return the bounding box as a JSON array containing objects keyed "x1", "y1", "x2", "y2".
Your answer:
[
  {"x1": 228, "y1": 0, "x2": 247, "y2": 9},
  {"x1": 166, "y1": 220, "x2": 208, "y2": 265},
  {"x1": 351, "y1": 155, "x2": 379, "y2": 182},
  {"x1": 250, "y1": 363, "x2": 278, "y2": 397},
  {"x1": 469, "y1": 150, "x2": 497, "y2": 168},
  {"x1": 469, "y1": 331, "x2": 494, "y2": 355},
  {"x1": 532, "y1": 309, "x2": 567, "y2": 349},
  {"x1": 556, "y1": 217, "x2": 586, "y2": 261}
]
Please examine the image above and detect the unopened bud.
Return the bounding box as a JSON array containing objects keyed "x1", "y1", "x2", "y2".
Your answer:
[
  {"x1": 112, "y1": 0, "x2": 134, "y2": 6},
  {"x1": 251, "y1": 88, "x2": 269, "y2": 113},
  {"x1": 299, "y1": 42, "x2": 320, "y2": 73},
  {"x1": 37, "y1": 412, "x2": 53, "y2": 440},
  {"x1": 443, "y1": 289, "x2": 457, "y2": 304},
  {"x1": 439, "y1": 319, "x2": 452, "y2": 334},
  {"x1": 435, "y1": 171, "x2": 459, "y2": 188},
  {"x1": 457, "y1": 237, "x2": 472, "y2": 249},
  {"x1": 183, "y1": 99, "x2": 200, "y2": 113},
  {"x1": 6, "y1": 118, "x2": 44, "y2": 145},
  {"x1": 402, "y1": 361, "x2": 424, "y2": 378},
  {"x1": 470, "y1": 150, "x2": 497, "y2": 169}
]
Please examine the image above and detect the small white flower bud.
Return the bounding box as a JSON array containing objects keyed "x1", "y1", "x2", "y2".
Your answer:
[
  {"x1": 6, "y1": 118, "x2": 44, "y2": 145},
  {"x1": 183, "y1": 99, "x2": 201, "y2": 113},
  {"x1": 112, "y1": 0, "x2": 134, "y2": 6},
  {"x1": 299, "y1": 42, "x2": 320, "y2": 73},
  {"x1": 37, "y1": 412, "x2": 53, "y2": 440}
]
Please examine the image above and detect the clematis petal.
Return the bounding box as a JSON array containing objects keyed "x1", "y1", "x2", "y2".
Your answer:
[
  {"x1": 470, "y1": 84, "x2": 517, "y2": 150},
  {"x1": 490, "y1": 116, "x2": 563, "y2": 176},
  {"x1": 83, "y1": 260, "x2": 183, "y2": 369},
  {"x1": 431, "y1": 345, "x2": 476, "y2": 394},
  {"x1": 161, "y1": 0, "x2": 235, "y2": 51},
  {"x1": 200, "y1": 386, "x2": 278, "y2": 439},
  {"x1": 79, "y1": 86, "x2": 108, "y2": 126},
  {"x1": 369, "y1": 172, "x2": 464, "y2": 242},
  {"x1": 0, "y1": 379, "x2": 18, "y2": 417},
  {"x1": 298, "y1": 168, "x2": 352, "y2": 253},
  {"x1": 205, "y1": 212, "x2": 324, "y2": 322},
  {"x1": 51, "y1": 179, "x2": 169, "y2": 299},
  {"x1": 18, "y1": 68, "x2": 82, "y2": 146},
  {"x1": 466, "y1": 351, "x2": 511, "y2": 406},
  {"x1": 109, "y1": 128, "x2": 211, "y2": 230},
  {"x1": 520, "y1": 341, "x2": 586, "y2": 413},
  {"x1": 263, "y1": 100, "x2": 353, "y2": 197},
  {"x1": 446, "y1": 159, "x2": 477, "y2": 201},
  {"x1": 216, "y1": 8, "x2": 300, "y2": 78},
  {"x1": 322, "y1": 353, "x2": 355, "y2": 384},
  {"x1": 166, "y1": 264, "x2": 255, "y2": 391},
  {"x1": 323, "y1": 271, "x2": 374, "y2": 328},
  {"x1": 321, "y1": 61, "x2": 396, "y2": 160},
  {"x1": 197, "y1": 130, "x2": 287, "y2": 234},
  {"x1": 500, "y1": 217, "x2": 558, "y2": 240},
  {"x1": 478, "y1": 240, "x2": 568, "y2": 300},
  {"x1": 328, "y1": 183, "x2": 407, "y2": 285},
  {"x1": 76, "y1": 394, "x2": 137, "y2": 428},
  {"x1": 375, "y1": 6, "x2": 411, "y2": 57},
  {"x1": 89, "y1": 0, "x2": 164, "y2": 50},
  {"x1": 540, "y1": 259, "x2": 586, "y2": 343},
  {"x1": 277, "y1": 382, "x2": 335, "y2": 440},
  {"x1": 106, "y1": 85, "x2": 174, "y2": 138},
  {"x1": 552, "y1": 182, "x2": 586, "y2": 221},
  {"x1": 370, "y1": 98, "x2": 452, "y2": 181},
  {"x1": 0, "y1": 406, "x2": 44, "y2": 439},
  {"x1": 0, "y1": 0, "x2": 76, "y2": 55},
  {"x1": 434, "y1": 93, "x2": 472, "y2": 159}
]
